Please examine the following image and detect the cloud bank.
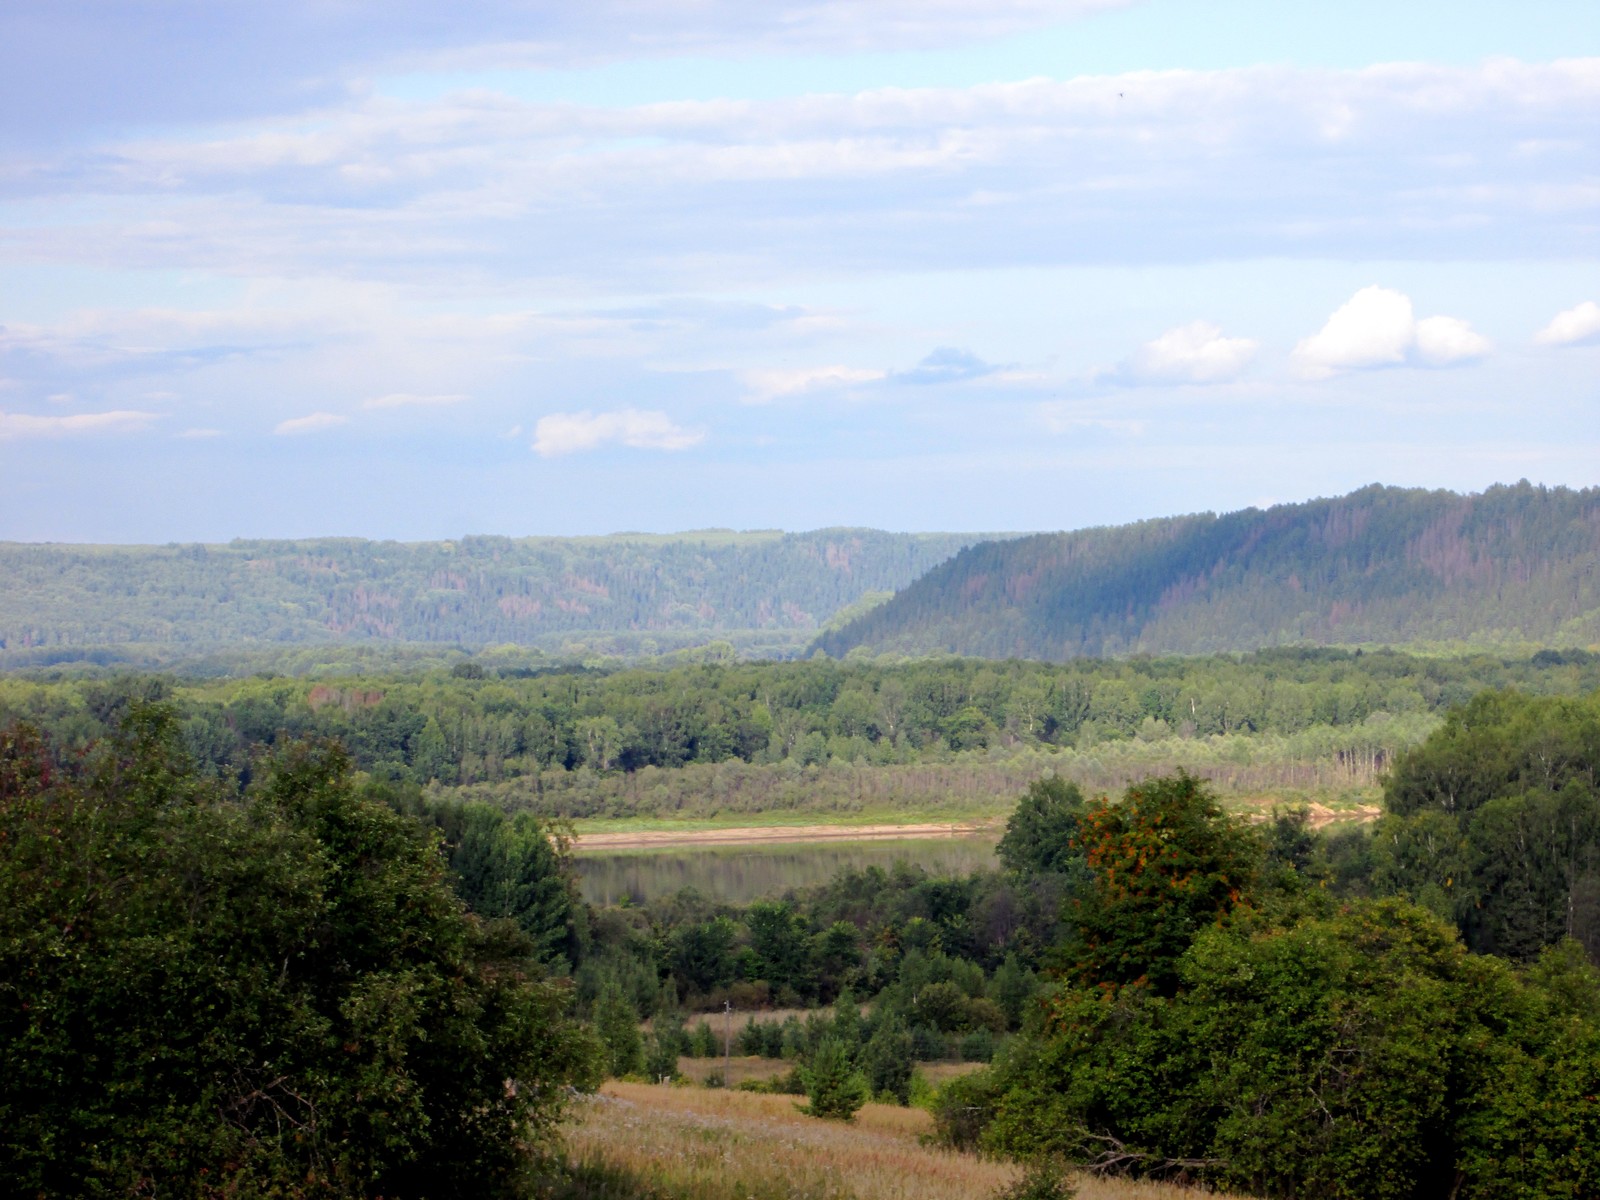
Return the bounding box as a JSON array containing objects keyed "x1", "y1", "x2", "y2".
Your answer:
[{"x1": 5, "y1": 60, "x2": 1595, "y2": 290}]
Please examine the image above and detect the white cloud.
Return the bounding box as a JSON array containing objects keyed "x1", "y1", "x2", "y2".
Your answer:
[
  {"x1": 363, "y1": 392, "x2": 470, "y2": 410},
  {"x1": 1293, "y1": 286, "x2": 1490, "y2": 379},
  {"x1": 274, "y1": 411, "x2": 349, "y2": 435},
  {"x1": 532, "y1": 409, "x2": 702, "y2": 457},
  {"x1": 1414, "y1": 315, "x2": 1492, "y2": 366},
  {"x1": 1293, "y1": 286, "x2": 1415, "y2": 377},
  {"x1": 0, "y1": 409, "x2": 157, "y2": 439},
  {"x1": 1535, "y1": 300, "x2": 1600, "y2": 347},
  {"x1": 1124, "y1": 321, "x2": 1258, "y2": 384},
  {"x1": 178, "y1": 427, "x2": 223, "y2": 438},
  {"x1": 742, "y1": 366, "x2": 886, "y2": 403}
]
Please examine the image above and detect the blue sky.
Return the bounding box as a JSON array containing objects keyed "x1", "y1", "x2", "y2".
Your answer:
[{"x1": 1, "y1": 0, "x2": 1597, "y2": 541}]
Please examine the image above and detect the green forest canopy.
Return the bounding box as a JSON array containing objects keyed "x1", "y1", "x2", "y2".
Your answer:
[
  {"x1": 815, "y1": 482, "x2": 1600, "y2": 660},
  {"x1": 0, "y1": 528, "x2": 998, "y2": 660}
]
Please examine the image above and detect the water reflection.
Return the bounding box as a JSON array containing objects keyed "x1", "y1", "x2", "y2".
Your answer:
[{"x1": 575, "y1": 837, "x2": 999, "y2": 907}]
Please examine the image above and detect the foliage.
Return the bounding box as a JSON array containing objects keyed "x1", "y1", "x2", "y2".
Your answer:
[
  {"x1": 1068, "y1": 773, "x2": 1259, "y2": 993},
  {"x1": 796, "y1": 1036, "x2": 870, "y2": 1120},
  {"x1": 0, "y1": 708, "x2": 599, "y2": 1199},
  {"x1": 997, "y1": 775, "x2": 1086, "y2": 876},
  {"x1": 1377, "y1": 687, "x2": 1600, "y2": 959},
  {"x1": 860, "y1": 1014, "x2": 916, "y2": 1103},
  {"x1": 967, "y1": 897, "x2": 1600, "y2": 1200},
  {"x1": 594, "y1": 979, "x2": 646, "y2": 1078},
  {"x1": 10, "y1": 646, "x2": 1598, "y2": 810}
]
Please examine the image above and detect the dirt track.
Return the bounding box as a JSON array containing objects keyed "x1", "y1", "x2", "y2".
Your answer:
[{"x1": 575, "y1": 820, "x2": 1002, "y2": 852}]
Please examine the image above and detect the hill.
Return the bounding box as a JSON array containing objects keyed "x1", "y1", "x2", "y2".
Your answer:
[
  {"x1": 0, "y1": 529, "x2": 1002, "y2": 660},
  {"x1": 812, "y1": 483, "x2": 1600, "y2": 660}
]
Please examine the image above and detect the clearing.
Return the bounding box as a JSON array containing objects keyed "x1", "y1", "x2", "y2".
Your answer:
[{"x1": 559, "y1": 1081, "x2": 1238, "y2": 1200}]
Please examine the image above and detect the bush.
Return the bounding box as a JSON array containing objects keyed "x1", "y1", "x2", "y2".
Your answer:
[
  {"x1": 994, "y1": 1161, "x2": 1078, "y2": 1200},
  {"x1": 930, "y1": 1067, "x2": 1002, "y2": 1151}
]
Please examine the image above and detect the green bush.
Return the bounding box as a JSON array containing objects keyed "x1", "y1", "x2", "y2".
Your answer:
[{"x1": 978, "y1": 900, "x2": 1600, "y2": 1199}]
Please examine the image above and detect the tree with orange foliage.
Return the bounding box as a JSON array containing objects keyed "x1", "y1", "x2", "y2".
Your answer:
[{"x1": 1068, "y1": 772, "x2": 1259, "y2": 994}]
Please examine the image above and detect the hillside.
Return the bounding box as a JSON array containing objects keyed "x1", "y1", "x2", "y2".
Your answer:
[
  {"x1": 0, "y1": 529, "x2": 1001, "y2": 658},
  {"x1": 812, "y1": 483, "x2": 1600, "y2": 660}
]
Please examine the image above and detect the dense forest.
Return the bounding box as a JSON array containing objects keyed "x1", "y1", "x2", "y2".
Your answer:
[
  {"x1": 815, "y1": 482, "x2": 1600, "y2": 660},
  {"x1": 0, "y1": 528, "x2": 993, "y2": 660},
  {"x1": 4, "y1": 648, "x2": 1598, "y2": 820}
]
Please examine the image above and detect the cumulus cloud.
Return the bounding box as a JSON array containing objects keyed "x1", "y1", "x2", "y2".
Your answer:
[
  {"x1": 363, "y1": 392, "x2": 469, "y2": 410},
  {"x1": 1119, "y1": 321, "x2": 1258, "y2": 384},
  {"x1": 1293, "y1": 286, "x2": 1490, "y2": 379},
  {"x1": 894, "y1": 347, "x2": 1001, "y2": 385},
  {"x1": 1535, "y1": 301, "x2": 1600, "y2": 347},
  {"x1": 742, "y1": 366, "x2": 886, "y2": 404},
  {"x1": 532, "y1": 409, "x2": 702, "y2": 457},
  {"x1": 0, "y1": 409, "x2": 157, "y2": 439},
  {"x1": 1414, "y1": 315, "x2": 1493, "y2": 366},
  {"x1": 274, "y1": 412, "x2": 349, "y2": 435}
]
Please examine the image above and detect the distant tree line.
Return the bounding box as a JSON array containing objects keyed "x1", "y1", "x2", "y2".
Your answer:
[
  {"x1": 1, "y1": 649, "x2": 1594, "y2": 808},
  {"x1": 0, "y1": 528, "x2": 985, "y2": 651}
]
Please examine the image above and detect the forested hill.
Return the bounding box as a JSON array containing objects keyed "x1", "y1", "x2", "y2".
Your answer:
[
  {"x1": 0, "y1": 529, "x2": 1003, "y2": 656},
  {"x1": 813, "y1": 483, "x2": 1600, "y2": 660}
]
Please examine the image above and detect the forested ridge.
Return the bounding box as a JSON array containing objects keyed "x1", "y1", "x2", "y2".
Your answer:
[
  {"x1": 815, "y1": 482, "x2": 1600, "y2": 660},
  {"x1": 0, "y1": 528, "x2": 996, "y2": 658}
]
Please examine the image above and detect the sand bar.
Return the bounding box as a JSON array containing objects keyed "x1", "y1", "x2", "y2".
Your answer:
[{"x1": 575, "y1": 820, "x2": 1002, "y2": 852}]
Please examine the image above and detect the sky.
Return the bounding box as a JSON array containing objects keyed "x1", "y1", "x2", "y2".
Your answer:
[{"x1": 1, "y1": 0, "x2": 1597, "y2": 542}]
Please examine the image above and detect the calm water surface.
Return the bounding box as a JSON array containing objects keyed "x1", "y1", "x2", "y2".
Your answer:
[{"x1": 575, "y1": 836, "x2": 999, "y2": 906}]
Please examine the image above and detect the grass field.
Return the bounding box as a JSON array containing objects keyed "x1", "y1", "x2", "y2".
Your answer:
[{"x1": 550, "y1": 1082, "x2": 1239, "y2": 1200}]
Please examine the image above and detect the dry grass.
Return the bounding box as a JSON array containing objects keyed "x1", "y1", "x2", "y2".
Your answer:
[
  {"x1": 557, "y1": 1080, "x2": 1239, "y2": 1200},
  {"x1": 674, "y1": 1054, "x2": 794, "y2": 1087},
  {"x1": 914, "y1": 1061, "x2": 987, "y2": 1087}
]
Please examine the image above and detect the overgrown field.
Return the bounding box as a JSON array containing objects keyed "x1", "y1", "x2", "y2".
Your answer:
[{"x1": 551, "y1": 1082, "x2": 1235, "y2": 1200}]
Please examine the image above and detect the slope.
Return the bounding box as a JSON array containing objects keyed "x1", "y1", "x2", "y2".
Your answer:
[
  {"x1": 812, "y1": 482, "x2": 1600, "y2": 660},
  {"x1": 0, "y1": 528, "x2": 1004, "y2": 655}
]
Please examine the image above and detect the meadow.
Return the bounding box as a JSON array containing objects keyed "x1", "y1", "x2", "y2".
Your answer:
[{"x1": 550, "y1": 1082, "x2": 1240, "y2": 1200}]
